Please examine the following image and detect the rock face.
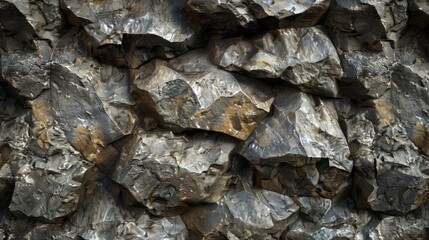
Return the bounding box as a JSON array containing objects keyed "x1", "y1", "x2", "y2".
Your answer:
[
  {"x1": 132, "y1": 49, "x2": 274, "y2": 140},
  {"x1": 1, "y1": 0, "x2": 429, "y2": 239},
  {"x1": 210, "y1": 27, "x2": 343, "y2": 97}
]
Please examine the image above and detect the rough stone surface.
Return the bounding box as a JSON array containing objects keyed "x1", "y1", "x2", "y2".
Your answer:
[
  {"x1": 110, "y1": 128, "x2": 236, "y2": 216},
  {"x1": 239, "y1": 87, "x2": 352, "y2": 198},
  {"x1": 1, "y1": 0, "x2": 429, "y2": 239},
  {"x1": 132, "y1": 49, "x2": 274, "y2": 140},
  {"x1": 211, "y1": 27, "x2": 343, "y2": 97},
  {"x1": 185, "y1": 0, "x2": 330, "y2": 34}
]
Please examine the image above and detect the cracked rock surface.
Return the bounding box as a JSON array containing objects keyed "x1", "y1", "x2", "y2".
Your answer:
[{"x1": 0, "y1": 0, "x2": 429, "y2": 239}]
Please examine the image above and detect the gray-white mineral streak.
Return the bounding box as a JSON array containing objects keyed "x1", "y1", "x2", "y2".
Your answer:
[{"x1": 132, "y1": 49, "x2": 274, "y2": 140}]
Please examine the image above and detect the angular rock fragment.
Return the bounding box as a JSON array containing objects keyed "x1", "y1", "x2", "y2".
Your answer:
[
  {"x1": 368, "y1": 215, "x2": 429, "y2": 240},
  {"x1": 239, "y1": 87, "x2": 352, "y2": 198},
  {"x1": 132, "y1": 49, "x2": 274, "y2": 140},
  {"x1": 182, "y1": 187, "x2": 299, "y2": 239},
  {"x1": 110, "y1": 128, "x2": 236, "y2": 216},
  {"x1": 346, "y1": 108, "x2": 429, "y2": 214},
  {"x1": 325, "y1": 0, "x2": 408, "y2": 51},
  {"x1": 285, "y1": 197, "x2": 377, "y2": 240},
  {"x1": 0, "y1": 110, "x2": 93, "y2": 220},
  {"x1": 25, "y1": 172, "x2": 189, "y2": 239},
  {"x1": 45, "y1": 31, "x2": 136, "y2": 163},
  {"x1": 338, "y1": 50, "x2": 394, "y2": 100},
  {"x1": 185, "y1": 0, "x2": 330, "y2": 34},
  {"x1": 1, "y1": 41, "x2": 51, "y2": 99},
  {"x1": 210, "y1": 27, "x2": 343, "y2": 97},
  {"x1": 60, "y1": 0, "x2": 198, "y2": 67}
]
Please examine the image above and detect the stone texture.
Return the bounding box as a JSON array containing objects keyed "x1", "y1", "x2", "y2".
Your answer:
[
  {"x1": 185, "y1": 0, "x2": 330, "y2": 34},
  {"x1": 182, "y1": 187, "x2": 299, "y2": 239},
  {"x1": 1, "y1": 0, "x2": 429, "y2": 239},
  {"x1": 109, "y1": 128, "x2": 237, "y2": 216},
  {"x1": 60, "y1": 0, "x2": 199, "y2": 67},
  {"x1": 239, "y1": 87, "x2": 352, "y2": 198},
  {"x1": 210, "y1": 27, "x2": 343, "y2": 97},
  {"x1": 325, "y1": 0, "x2": 408, "y2": 52},
  {"x1": 132, "y1": 49, "x2": 274, "y2": 140}
]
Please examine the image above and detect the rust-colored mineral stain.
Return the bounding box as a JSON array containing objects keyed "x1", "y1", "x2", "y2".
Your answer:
[
  {"x1": 28, "y1": 98, "x2": 53, "y2": 149},
  {"x1": 373, "y1": 99, "x2": 393, "y2": 128},
  {"x1": 412, "y1": 122, "x2": 429, "y2": 156},
  {"x1": 73, "y1": 124, "x2": 105, "y2": 163}
]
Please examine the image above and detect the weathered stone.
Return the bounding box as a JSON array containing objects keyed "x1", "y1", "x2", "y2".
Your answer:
[
  {"x1": 182, "y1": 187, "x2": 299, "y2": 239},
  {"x1": 285, "y1": 198, "x2": 377, "y2": 240},
  {"x1": 239, "y1": 87, "x2": 352, "y2": 198},
  {"x1": 110, "y1": 128, "x2": 236, "y2": 216},
  {"x1": 24, "y1": 171, "x2": 189, "y2": 239},
  {"x1": 1, "y1": 41, "x2": 51, "y2": 99},
  {"x1": 185, "y1": 0, "x2": 330, "y2": 34},
  {"x1": 60, "y1": 0, "x2": 198, "y2": 67},
  {"x1": 368, "y1": 215, "x2": 429, "y2": 240},
  {"x1": 43, "y1": 30, "x2": 137, "y2": 163},
  {"x1": 338, "y1": 50, "x2": 394, "y2": 100},
  {"x1": 325, "y1": 0, "x2": 408, "y2": 51},
  {"x1": 132, "y1": 49, "x2": 274, "y2": 140},
  {"x1": 346, "y1": 109, "x2": 429, "y2": 214},
  {"x1": 211, "y1": 27, "x2": 343, "y2": 97}
]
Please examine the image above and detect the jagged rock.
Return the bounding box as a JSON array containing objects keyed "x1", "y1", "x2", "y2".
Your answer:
[
  {"x1": 0, "y1": 209, "x2": 36, "y2": 240},
  {"x1": 38, "y1": 30, "x2": 137, "y2": 163},
  {"x1": 1, "y1": 41, "x2": 51, "y2": 99},
  {"x1": 346, "y1": 109, "x2": 429, "y2": 214},
  {"x1": 60, "y1": 0, "x2": 199, "y2": 67},
  {"x1": 210, "y1": 27, "x2": 343, "y2": 97},
  {"x1": 0, "y1": 1, "x2": 37, "y2": 52},
  {"x1": 368, "y1": 215, "x2": 429, "y2": 240},
  {"x1": 285, "y1": 198, "x2": 377, "y2": 240},
  {"x1": 338, "y1": 49, "x2": 394, "y2": 100},
  {"x1": 182, "y1": 187, "x2": 299, "y2": 239},
  {"x1": 185, "y1": 0, "x2": 330, "y2": 34},
  {"x1": 0, "y1": 110, "x2": 93, "y2": 220},
  {"x1": 24, "y1": 172, "x2": 189, "y2": 239},
  {"x1": 239, "y1": 87, "x2": 352, "y2": 198},
  {"x1": 109, "y1": 128, "x2": 236, "y2": 216},
  {"x1": 132, "y1": 49, "x2": 274, "y2": 140},
  {"x1": 325, "y1": 0, "x2": 408, "y2": 51}
]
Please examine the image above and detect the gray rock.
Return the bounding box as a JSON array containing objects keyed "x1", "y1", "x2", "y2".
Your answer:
[
  {"x1": 60, "y1": 0, "x2": 198, "y2": 67},
  {"x1": 182, "y1": 187, "x2": 299, "y2": 239},
  {"x1": 44, "y1": 30, "x2": 137, "y2": 163},
  {"x1": 239, "y1": 87, "x2": 352, "y2": 198},
  {"x1": 368, "y1": 215, "x2": 429, "y2": 240},
  {"x1": 346, "y1": 109, "x2": 429, "y2": 214},
  {"x1": 132, "y1": 49, "x2": 274, "y2": 140},
  {"x1": 185, "y1": 0, "x2": 330, "y2": 34},
  {"x1": 338, "y1": 49, "x2": 394, "y2": 100},
  {"x1": 1, "y1": 41, "x2": 51, "y2": 99},
  {"x1": 210, "y1": 27, "x2": 343, "y2": 97},
  {"x1": 25, "y1": 171, "x2": 189, "y2": 240},
  {"x1": 325, "y1": 0, "x2": 408, "y2": 51},
  {"x1": 110, "y1": 128, "x2": 237, "y2": 216}
]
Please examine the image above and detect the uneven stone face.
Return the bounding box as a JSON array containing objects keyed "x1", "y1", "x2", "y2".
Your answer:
[
  {"x1": 182, "y1": 187, "x2": 299, "y2": 239},
  {"x1": 60, "y1": 0, "x2": 198, "y2": 67},
  {"x1": 0, "y1": 110, "x2": 93, "y2": 220},
  {"x1": 346, "y1": 108, "x2": 429, "y2": 214},
  {"x1": 325, "y1": 0, "x2": 408, "y2": 52},
  {"x1": 110, "y1": 128, "x2": 236, "y2": 216},
  {"x1": 1, "y1": 41, "x2": 51, "y2": 99},
  {"x1": 239, "y1": 88, "x2": 352, "y2": 198},
  {"x1": 132, "y1": 49, "x2": 274, "y2": 140},
  {"x1": 185, "y1": 0, "x2": 330, "y2": 34},
  {"x1": 24, "y1": 172, "x2": 189, "y2": 240},
  {"x1": 211, "y1": 27, "x2": 343, "y2": 97}
]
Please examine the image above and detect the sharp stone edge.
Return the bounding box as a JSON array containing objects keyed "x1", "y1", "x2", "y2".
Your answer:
[{"x1": 0, "y1": 0, "x2": 428, "y2": 239}]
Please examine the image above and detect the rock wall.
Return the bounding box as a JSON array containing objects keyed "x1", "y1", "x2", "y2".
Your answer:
[{"x1": 0, "y1": 0, "x2": 428, "y2": 239}]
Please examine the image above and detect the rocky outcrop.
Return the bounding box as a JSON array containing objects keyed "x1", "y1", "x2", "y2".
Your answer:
[{"x1": 0, "y1": 0, "x2": 428, "y2": 239}]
